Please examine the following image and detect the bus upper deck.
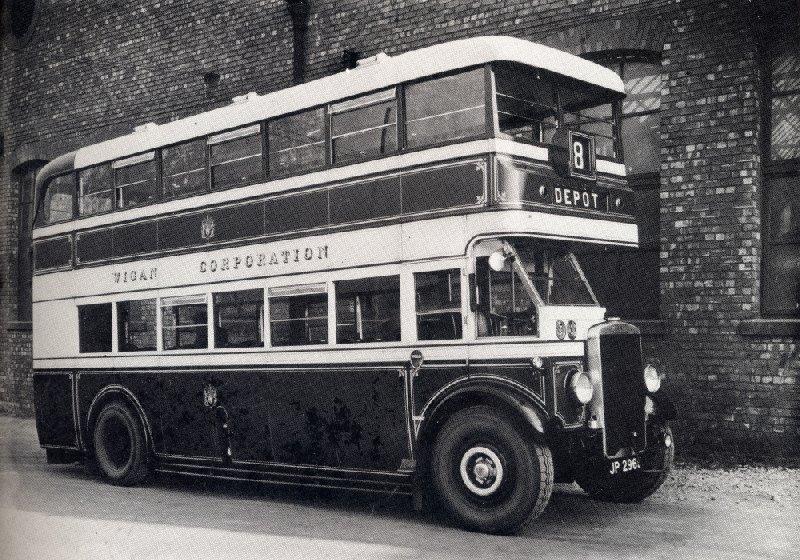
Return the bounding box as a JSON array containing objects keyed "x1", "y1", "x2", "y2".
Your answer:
[{"x1": 31, "y1": 36, "x2": 633, "y2": 278}]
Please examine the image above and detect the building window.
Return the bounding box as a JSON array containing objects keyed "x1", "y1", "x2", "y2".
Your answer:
[
  {"x1": 268, "y1": 284, "x2": 328, "y2": 346},
  {"x1": 213, "y1": 289, "x2": 264, "y2": 348},
  {"x1": 114, "y1": 152, "x2": 159, "y2": 209},
  {"x1": 330, "y1": 89, "x2": 397, "y2": 164},
  {"x1": 78, "y1": 164, "x2": 114, "y2": 216},
  {"x1": 117, "y1": 299, "x2": 157, "y2": 352},
  {"x1": 405, "y1": 68, "x2": 486, "y2": 148},
  {"x1": 3, "y1": 0, "x2": 38, "y2": 49},
  {"x1": 579, "y1": 51, "x2": 663, "y2": 320},
  {"x1": 763, "y1": 30, "x2": 800, "y2": 318},
  {"x1": 78, "y1": 303, "x2": 112, "y2": 353},
  {"x1": 162, "y1": 139, "x2": 207, "y2": 197},
  {"x1": 414, "y1": 269, "x2": 462, "y2": 340},
  {"x1": 161, "y1": 295, "x2": 208, "y2": 350},
  {"x1": 268, "y1": 108, "x2": 326, "y2": 176},
  {"x1": 15, "y1": 163, "x2": 43, "y2": 322},
  {"x1": 335, "y1": 276, "x2": 401, "y2": 343},
  {"x1": 209, "y1": 125, "x2": 264, "y2": 191}
]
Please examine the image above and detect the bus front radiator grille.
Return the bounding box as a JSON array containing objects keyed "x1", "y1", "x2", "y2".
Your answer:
[{"x1": 599, "y1": 332, "x2": 647, "y2": 457}]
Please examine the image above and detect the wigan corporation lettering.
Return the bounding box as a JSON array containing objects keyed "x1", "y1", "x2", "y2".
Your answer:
[{"x1": 200, "y1": 245, "x2": 329, "y2": 273}]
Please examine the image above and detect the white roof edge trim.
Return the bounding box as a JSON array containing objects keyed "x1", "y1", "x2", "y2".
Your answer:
[{"x1": 74, "y1": 36, "x2": 625, "y2": 169}]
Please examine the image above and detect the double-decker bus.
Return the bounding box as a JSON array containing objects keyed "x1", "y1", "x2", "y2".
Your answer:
[{"x1": 31, "y1": 36, "x2": 675, "y2": 534}]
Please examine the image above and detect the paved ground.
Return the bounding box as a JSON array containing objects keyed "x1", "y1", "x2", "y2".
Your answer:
[{"x1": 1, "y1": 416, "x2": 798, "y2": 560}]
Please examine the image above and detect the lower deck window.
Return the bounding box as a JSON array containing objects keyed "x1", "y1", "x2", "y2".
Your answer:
[
  {"x1": 78, "y1": 303, "x2": 112, "y2": 353},
  {"x1": 117, "y1": 299, "x2": 157, "y2": 352},
  {"x1": 414, "y1": 269, "x2": 462, "y2": 340},
  {"x1": 161, "y1": 295, "x2": 208, "y2": 350},
  {"x1": 268, "y1": 284, "x2": 328, "y2": 346},
  {"x1": 213, "y1": 289, "x2": 264, "y2": 348},
  {"x1": 335, "y1": 276, "x2": 401, "y2": 343}
]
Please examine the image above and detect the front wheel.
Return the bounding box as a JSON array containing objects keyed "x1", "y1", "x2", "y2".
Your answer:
[
  {"x1": 430, "y1": 405, "x2": 554, "y2": 534},
  {"x1": 577, "y1": 423, "x2": 674, "y2": 503},
  {"x1": 92, "y1": 401, "x2": 150, "y2": 486}
]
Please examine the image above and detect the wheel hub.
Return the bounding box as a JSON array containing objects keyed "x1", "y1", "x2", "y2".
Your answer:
[{"x1": 459, "y1": 446, "x2": 504, "y2": 496}]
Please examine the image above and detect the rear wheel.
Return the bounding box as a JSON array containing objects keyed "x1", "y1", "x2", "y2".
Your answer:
[
  {"x1": 92, "y1": 401, "x2": 150, "y2": 486},
  {"x1": 430, "y1": 405, "x2": 553, "y2": 534},
  {"x1": 577, "y1": 423, "x2": 674, "y2": 503}
]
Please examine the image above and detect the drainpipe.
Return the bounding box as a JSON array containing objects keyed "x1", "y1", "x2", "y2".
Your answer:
[{"x1": 286, "y1": 0, "x2": 311, "y2": 84}]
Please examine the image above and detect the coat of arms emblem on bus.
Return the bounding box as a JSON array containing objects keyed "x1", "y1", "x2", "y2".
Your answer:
[
  {"x1": 200, "y1": 214, "x2": 216, "y2": 240},
  {"x1": 203, "y1": 383, "x2": 218, "y2": 408}
]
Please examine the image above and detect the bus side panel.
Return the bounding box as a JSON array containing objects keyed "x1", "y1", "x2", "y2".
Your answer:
[
  {"x1": 76, "y1": 371, "x2": 164, "y2": 453},
  {"x1": 467, "y1": 360, "x2": 546, "y2": 402},
  {"x1": 412, "y1": 363, "x2": 468, "y2": 413},
  {"x1": 33, "y1": 372, "x2": 77, "y2": 448},
  {"x1": 265, "y1": 367, "x2": 409, "y2": 471}
]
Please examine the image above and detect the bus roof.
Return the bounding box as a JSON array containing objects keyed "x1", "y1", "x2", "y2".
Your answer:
[{"x1": 72, "y1": 35, "x2": 625, "y2": 169}]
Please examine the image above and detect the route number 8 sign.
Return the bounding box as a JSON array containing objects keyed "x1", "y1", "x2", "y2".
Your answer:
[{"x1": 568, "y1": 131, "x2": 596, "y2": 179}]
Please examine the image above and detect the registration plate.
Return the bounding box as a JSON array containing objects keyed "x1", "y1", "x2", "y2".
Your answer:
[{"x1": 608, "y1": 456, "x2": 641, "y2": 476}]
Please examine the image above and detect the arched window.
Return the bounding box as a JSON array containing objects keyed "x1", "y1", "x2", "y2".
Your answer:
[{"x1": 577, "y1": 51, "x2": 663, "y2": 320}]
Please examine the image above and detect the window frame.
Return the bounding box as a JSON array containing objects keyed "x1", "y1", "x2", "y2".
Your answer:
[
  {"x1": 402, "y1": 65, "x2": 494, "y2": 152},
  {"x1": 112, "y1": 151, "x2": 161, "y2": 211},
  {"x1": 77, "y1": 163, "x2": 115, "y2": 218},
  {"x1": 760, "y1": 32, "x2": 800, "y2": 319},
  {"x1": 116, "y1": 298, "x2": 158, "y2": 353},
  {"x1": 161, "y1": 137, "x2": 210, "y2": 200},
  {"x1": 266, "y1": 106, "x2": 329, "y2": 179},
  {"x1": 160, "y1": 293, "x2": 210, "y2": 351},
  {"x1": 211, "y1": 288, "x2": 265, "y2": 349},
  {"x1": 36, "y1": 171, "x2": 77, "y2": 227},
  {"x1": 207, "y1": 123, "x2": 266, "y2": 192},
  {"x1": 77, "y1": 302, "x2": 113, "y2": 353},
  {"x1": 266, "y1": 283, "x2": 330, "y2": 347},
  {"x1": 334, "y1": 274, "x2": 402, "y2": 344},
  {"x1": 413, "y1": 267, "x2": 465, "y2": 342},
  {"x1": 328, "y1": 88, "x2": 400, "y2": 166}
]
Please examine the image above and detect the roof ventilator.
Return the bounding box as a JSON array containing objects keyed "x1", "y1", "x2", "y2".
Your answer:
[
  {"x1": 231, "y1": 92, "x2": 259, "y2": 104},
  {"x1": 133, "y1": 122, "x2": 158, "y2": 134},
  {"x1": 356, "y1": 52, "x2": 390, "y2": 68}
]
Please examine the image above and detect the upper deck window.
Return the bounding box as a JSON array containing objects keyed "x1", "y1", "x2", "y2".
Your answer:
[
  {"x1": 114, "y1": 152, "x2": 158, "y2": 209},
  {"x1": 268, "y1": 108, "x2": 326, "y2": 176},
  {"x1": 37, "y1": 173, "x2": 75, "y2": 225},
  {"x1": 78, "y1": 164, "x2": 113, "y2": 216},
  {"x1": 163, "y1": 138, "x2": 207, "y2": 197},
  {"x1": 491, "y1": 63, "x2": 620, "y2": 161},
  {"x1": 330, "y1": 89, "x2": 397, "y2": 164},
  {"x1": 405, "y1": 68, "x2": 486, "y2": 148},
  {"x1": 560, "y1": 82, "x2": 616, "y2": 161},
  {"x1": 494, "y1": 64, "x2": 558, "y2": 144},
  {"x1": 209, "y1": 125, "x2": 264, "y2": 191}
]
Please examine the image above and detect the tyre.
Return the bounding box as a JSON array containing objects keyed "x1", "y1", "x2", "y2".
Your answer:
[
  {"x1": 92, "y1": 401, "x2": 150, "y2": 486},
  {"x1": 576, "y1": 423, "x2": 674, "y2": 503},
  {"x1": 430, "y1": 405, "x2": 554, "y2": 534}
]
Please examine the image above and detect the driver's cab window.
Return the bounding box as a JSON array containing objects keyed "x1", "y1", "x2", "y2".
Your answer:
[
  {"x1": 475, "y1": 239, "x2": 597, "y2": 337},
  {"x1": 476, "y1": 252, "x2": 538, "y2": 337}
]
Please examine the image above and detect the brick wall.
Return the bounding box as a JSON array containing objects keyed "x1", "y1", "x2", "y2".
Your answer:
[{"x1": 1, "y1": 0, "x2": 797, "y2": 456}]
